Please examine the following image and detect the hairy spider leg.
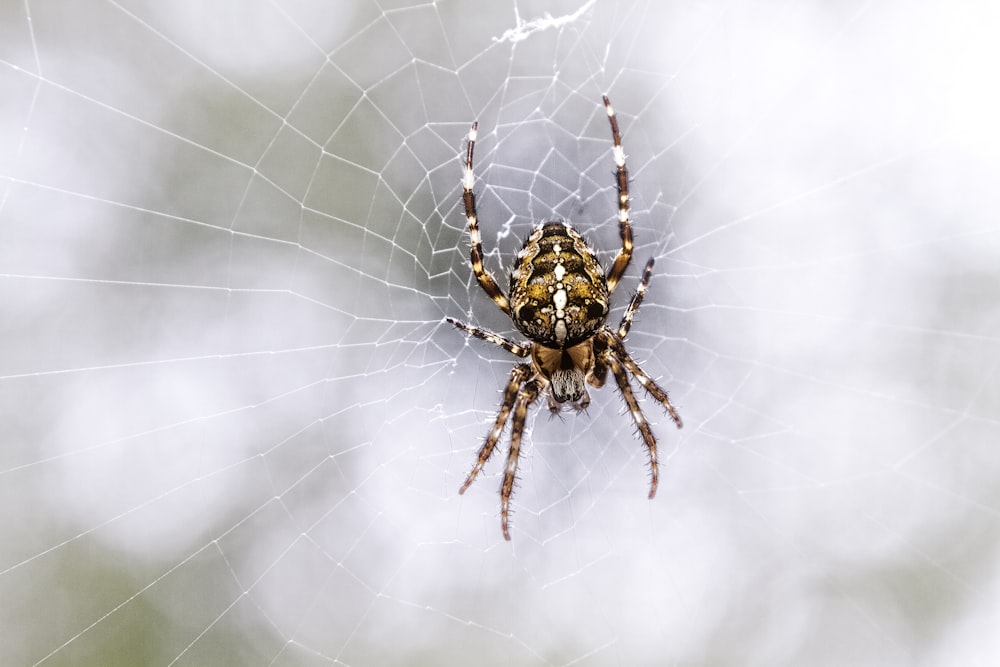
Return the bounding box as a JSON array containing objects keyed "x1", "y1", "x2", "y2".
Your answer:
[
  {"x1": 499, "y1": 378, "x2": 542, "y2": 540},
  {"x1": 602, "y1": 95, "x2": 634, "y2": 295},
  {"x1": 602, "y1": 346, "x2": 661, "y2": 498},
  {"x1": 459, "y1": 363, "x2": 533, "y2": 496},
  {"x1": 446, "y1": 317, "x2": 530, "y2": 358},
  {"x1": 617, "y1": 257, "x2": 655, "y2": 339},
  {"x1": 609, "y1": 335, "x2": 683, "y2": 430},
  {"x1": 462, "y1": 121, "x2": 511, "y2": 315},
  {"x1": 611, "y1": 258, "x2": 683, "y2": 428}
]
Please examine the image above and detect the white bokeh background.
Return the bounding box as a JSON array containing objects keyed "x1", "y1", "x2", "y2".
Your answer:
[{"x1": 2, "y1": 0, "x2": 999, "y2": 665}]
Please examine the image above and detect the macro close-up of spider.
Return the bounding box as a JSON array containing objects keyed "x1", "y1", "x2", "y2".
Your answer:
[{"x1": 447, "y1": 96, "x2": 684, "y2": 540}]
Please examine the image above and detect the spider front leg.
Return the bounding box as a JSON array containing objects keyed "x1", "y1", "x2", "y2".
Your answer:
[
  {"x1": 616, "y1": 346, "x2": 683, "y2": 429},
  {"x1": 499, "y1": 378, "x2": 542, "y2": 540},
  {"x1": 459, "y1": 363, "x2": 533, "y2": 496},
  {"x1": 596, "y1": 323, "x2": 683, "y2": 499},
  {"x1": 602, "y1": 347, "x2": 663, "y2": 498},
  {"x1": 613, "y1": 258, "x2": 683, "y2": 428}
]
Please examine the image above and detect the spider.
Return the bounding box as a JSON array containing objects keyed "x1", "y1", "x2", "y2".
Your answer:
[{"x1": 447, "y1": 96, "x2": 683, "y2": 540}]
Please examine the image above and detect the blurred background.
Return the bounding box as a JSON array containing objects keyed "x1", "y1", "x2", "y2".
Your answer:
[{"x1": 2, "y1": 0, "x2": 999, "y2": 664}]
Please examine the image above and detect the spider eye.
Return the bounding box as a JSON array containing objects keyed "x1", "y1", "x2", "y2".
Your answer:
[{"x1": 550, "y1": 368, "x2": 586, "y2": 403}]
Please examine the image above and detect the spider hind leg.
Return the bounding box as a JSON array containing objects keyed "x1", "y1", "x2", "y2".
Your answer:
[
  {"x1": 602, "y1": 95, "x2": 634, "y2": 295},
  {"x1": 462, "y1": 122, "x2": 511, "y2": 316}
]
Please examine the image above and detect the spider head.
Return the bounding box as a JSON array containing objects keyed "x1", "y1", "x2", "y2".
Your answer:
[
  {"x1": 533, "y1": 342, "x2": 593, "y2": 411},
  {"x1": 550, "y1": 367, "x2": 587, "y2": 404}
]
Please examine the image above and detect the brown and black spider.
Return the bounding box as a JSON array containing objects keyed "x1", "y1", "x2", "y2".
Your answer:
[{"x1": 447, "y1": 96, "x2": 683, "y2": 540}]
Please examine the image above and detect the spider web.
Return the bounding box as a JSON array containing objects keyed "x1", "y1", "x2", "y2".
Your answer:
[{"x1": 2, "y1": 0, "x2": 999, "y2": 664}]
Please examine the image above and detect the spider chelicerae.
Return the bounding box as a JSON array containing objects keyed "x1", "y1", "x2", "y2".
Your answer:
[{"x1": 447, "y1": 96, "x2": 683, "y2": 540}]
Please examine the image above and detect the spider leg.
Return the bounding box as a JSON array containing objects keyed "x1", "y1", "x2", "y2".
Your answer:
[
  {"x1": 588, "y1": 336, "x2": 610, "y2": 390},
  {"x1": 500, "y1": 378, "x2": 542, "y2": 541},
  {"x1": 609, "y1": 260, "x2": 683, "y2": 428},
  {"x1": 446, "y1": 317, "x2": 530, "y2": 357},
  {"x1": 459, "y1": 363, "x2": 533, "y2": 496},
  {"x1": 617, "y1": 257, "x2": 655, "y2": 339},
  {"x1": 462, "y1": 121, "x2": 511, "y2": 315},
  {"x1": 604, "y1": 331, "x2": 683, "y2": 429},
  {"x1": 619, "y1": 354, "x2": 683, "y2": 429},
  {"x1": 590, "y1": 251, "x2": 653, "y2": 390},
  {"x1": 602, "y1": 95, "x2": 634, "y2": 295},
  {"x1": 603, "y1": 349, "x2": 661, "y2": 499}
]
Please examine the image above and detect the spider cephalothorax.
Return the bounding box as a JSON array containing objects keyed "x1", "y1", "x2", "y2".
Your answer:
[{"x1": 447, "y1": 96, "x2": 683, "y2": 540}]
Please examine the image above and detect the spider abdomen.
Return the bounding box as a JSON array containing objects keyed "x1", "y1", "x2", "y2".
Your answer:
[{"x1": 508, "y1": 221, "x2": 610, "y2": 348}]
